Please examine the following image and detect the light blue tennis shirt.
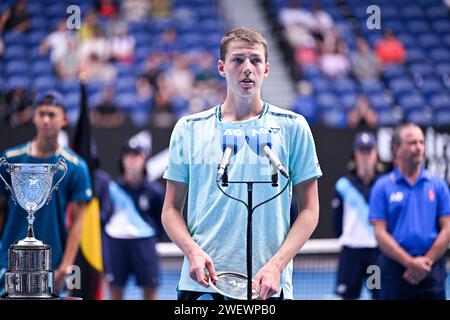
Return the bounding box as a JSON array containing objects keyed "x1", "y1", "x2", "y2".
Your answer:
[{"x1": 163, "y1": 103, "x2": 322, "y2": 299}]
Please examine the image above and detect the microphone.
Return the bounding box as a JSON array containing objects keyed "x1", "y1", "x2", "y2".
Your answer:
[
  {"x1": 245, "y1": 128, "x2": 289, "y2": 179},
  {"x1": 216, "y1": 129, "x2": 245, "y2": 182}
]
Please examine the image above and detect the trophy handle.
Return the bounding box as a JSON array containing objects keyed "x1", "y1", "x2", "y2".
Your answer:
[
  {"x1": 46, "y1": 158, "x2": 67, "y2": 204},
  {"x1": 0, "y1": 157, "x2": 17, "y2": 204}
]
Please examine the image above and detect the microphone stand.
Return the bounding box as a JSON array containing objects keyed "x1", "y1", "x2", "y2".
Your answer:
[{"x1": 217, "y1": 169, "x2": 290, "y2": 300}]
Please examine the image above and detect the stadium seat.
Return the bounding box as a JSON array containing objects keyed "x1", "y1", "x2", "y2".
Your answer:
[
  {"x1": 429, "y1": 93, "x2": 450, "y2": 110},
  {"x1": 360, "y1": 79, "x2": 384, "y2": 95},
  {"x1": 383, "y1": 65, "x2": 406, "y2": 80},
  {"x1": 405, "y1": 108, "x2": 433, "y2": 126},
  {"x1": 409, "y1": 63, "x2": 434, "y2": 77},
  {"x1": 369, "y1": 92, "x2": 393, "y2": 111},
  {"x1": 5, "y1": 60, "x2": 29, "y2": 75},
  {"x1": 376, "y1": 108, "x2": 402, "y2": 126},
  {"x1": 7, "y1": 75, "x2": 29, "y2": 90},
  {"x1": 406, "y1": 48, "x2": 426, "y2": 63},
  {"x1": 32, "y1": 75, "x2": 57, "y2": 92},
  {"x1": 398, "y1": 92, "x2": 426, "y2": 111},
  {"x1": 332, "y1": 77, "x2": 356, "y2": 95},
  {"x1": 430, "y1": 49, "x2": 450, "y2": 63},
  {"x1": 417, "y1": 34, "x2": 441, "y2": 50},
  {"x1": 320, "y1": 108, "x2": 347, "y2": 128},
  {"x1": 389, "y1": 78, "x2": 415, "y2": 97},
  {"x1": 433, "y1": 109, "x2": 450, "y2": 126},
  {"x1": 426, "y1": 5, "x2": 450, "y2": 19},
  {"x1": 316, "y1": 92, "x2": 337, "y2": 111},
  {"x1": 4, "y1": 46, "x2": 27, "y2": 60},
  {"x1": 432, "y1": 20, "x2": 450, "y2": 34}
]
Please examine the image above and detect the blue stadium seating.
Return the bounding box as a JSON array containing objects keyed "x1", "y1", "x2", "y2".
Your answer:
[
  {"x1": 433, "y1": 109, "x2": 450, "y2": 126},
  {"x1": 377, "y1": 109, "x2": 402, "y2": 127},
  {"x1": 405, "y1": 108, "x2": 433, "y2": 126},
  {"x1": 398, "y1": 92, "x2": 426, "y2": 111}
]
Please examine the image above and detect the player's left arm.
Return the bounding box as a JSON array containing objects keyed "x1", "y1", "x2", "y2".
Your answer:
[
  {"x1": 254, "y1": 177, "x2": 319, "y2": 299},
  {"x1": 54, "y1": 201, "x2": 87, "y2": 292}
]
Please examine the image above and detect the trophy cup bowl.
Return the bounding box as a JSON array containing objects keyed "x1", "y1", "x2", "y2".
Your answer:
[{"x1": 0, "y1": 157, "x2": 67, "y2": 299}]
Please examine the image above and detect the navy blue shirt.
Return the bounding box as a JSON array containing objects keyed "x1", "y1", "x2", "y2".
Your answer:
[
  {"x1": 369, "y1": 166, "x2": 450, "y2": 255},
  {"x1": 115, "y1": 177, "x2": 164, "y2": 239}
]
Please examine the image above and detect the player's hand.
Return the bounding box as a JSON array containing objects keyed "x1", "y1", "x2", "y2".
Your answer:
[
  {"x1": 187, "y1": 248, "x2": 217, "y2": 287},
  {"x1": 54, "y1": 267, "x2": 67, "y2": 293},
  {"x1": 253, "y1": 263, "x2": 280, "y2": 300},
  {"x1": 403, "y1": 256, "x2": 432, "y2": 285}
]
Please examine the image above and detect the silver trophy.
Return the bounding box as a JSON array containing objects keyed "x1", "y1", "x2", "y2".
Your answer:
[{"x1": 0, "y1": 157, "x2": 67, "y2": 299}]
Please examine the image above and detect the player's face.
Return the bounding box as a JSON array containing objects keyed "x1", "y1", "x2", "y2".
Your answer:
[
  {"x1": 122, "y1": 152, "x2": 146, "y2": 176},
  {"x1": 396, "y1": 127, "x2": 425, "y2": 168},
  {"x1": 33, "y1": 105, "x2": 67, "y2": 139},
  {"x1": 354, "y1": 148, "x2": 377, "y2": 176},
  {"x1": 218, "y1": 40, "x2": 269, "y2": 99}
]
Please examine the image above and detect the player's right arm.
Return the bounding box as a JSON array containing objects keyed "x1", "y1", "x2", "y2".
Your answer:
[{"x1": 161, "y1": 179, "x2": 217, "y2": 287}]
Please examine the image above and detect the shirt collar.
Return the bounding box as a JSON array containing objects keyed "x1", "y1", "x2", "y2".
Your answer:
[
  {"x1": 392, "y1": 165, "x2": 430, "y2": 185},
  {"x1": 215, "y1": 102, "x2": 269, "y2": 122}
]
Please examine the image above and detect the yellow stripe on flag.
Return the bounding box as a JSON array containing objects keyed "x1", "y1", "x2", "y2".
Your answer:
[{"x1": 80, "y1": 198, "x2": 103, "y2": 271}]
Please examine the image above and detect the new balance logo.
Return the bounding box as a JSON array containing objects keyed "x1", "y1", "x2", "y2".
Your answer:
[{"x1": 389, "y1": 192, "x2": 403, "y2": 203}]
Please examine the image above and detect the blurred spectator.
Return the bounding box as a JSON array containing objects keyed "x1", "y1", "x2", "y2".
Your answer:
[
  {"x1": 194, "y1": 51, "x2": 217, "y2": 83},
  {"x1": 39, "y1": 20, "x2": 77, "y2": 64},
  {"x1": 79, "y1": 10, "x2": 99, "y2": 41},
  {"x1": 2, "y1": 88, "x2": 33, "y2": 128},
  {"x1": 279, "y1": 0, "x2": 315, "y2": 30},
  {"x1": 79, "y1": 53, "x2": 117, "y2": 84},
  {"x1": 320, "y1": 40, "x2": 350, "y2": 78},
  {"x1": 347, "y1": 94, "x2": 378, "y2": 131},
  {"x1": 292, "y1": 81, "x2": 317, "y2": 125},
  {"x1": 132, "y1": 75, "x2": 154, "y2": 127},
  {"x1": 310, "y1": 3, "x2": 335, "y2": 49},
  {"x1": 351, "y1": 37, "x2": 381, "y2": 83},
  {"x1": 91, "y1": 87, "x2": 126, "y2": 128},
  {"x1": 141, "y1": 52, "x2": 166, "y2": 91},
  {"x1": 149, "y1": 74, "x2": 177, "y2": 128},
  {"x1": 121, "y1": 0, "x2": 152, "y2": 21},
  {"x1": 110, "y1": 23, "x2": 135, "y2": 64},
  {"x1": 55, "y1": 38, "x2": 80, "y2": 80},
  {"x1": 187, "y1": 80, "x2": 225, "y2": 116},
  {"x1": 0, "y1": 0, "x2": 29, "y2": 34},
  {"x1": 155, "y1": 27, "x2": 181, "y2": 57},
  {"x1": 165, "y1": 54, "x2": 194, "y2": 101},
  {"x1": 95, "y1": 0, "x2": 119, "y2": 19},
  {"x1": 150, "y1": 0, "x2": 172, "y2": 19},
  {"x1": 284, "y1": 21, "x2": 317, "y2": 51},
  {"x1": 375, "y1": 29, "x2": 406, "y2": 66},
  {"x1": 79, "y1": 26, "x2": 111, "y2": 64}
]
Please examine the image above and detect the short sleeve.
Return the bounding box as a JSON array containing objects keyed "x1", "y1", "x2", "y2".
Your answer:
[
  {"x1": 437, "y1": 179, "x2": 450, "y2": 217},
  {"x1": 163, "y1": 119, "x2": 190, "y2": 184},
  {"x1": 368, "y1": 179, "x2": 387, "y2": 222},
  {"x1": 289, "y1": 116, "x2": 322, "y2": 185},
  {"x1": 69, "y1": 159, "x2": 93, "y2": 203}
]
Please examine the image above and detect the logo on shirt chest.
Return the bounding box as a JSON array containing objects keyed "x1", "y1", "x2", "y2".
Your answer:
[
  {"x1": 139, "y1": 195, "x2": 150, "y2": 211},
  {"x1": 429, "y1": 189, "x2": 435, "y2": 202},
  {"x1": 389, "y1": 191, "x2": 403, "y2": 203}
]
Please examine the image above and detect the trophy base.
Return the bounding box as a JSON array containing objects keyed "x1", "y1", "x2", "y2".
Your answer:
[
  {"x1": 0, "y1": 293, "x2": 60, "y2": 300},
  {"x1": 5, "y1": 270, "x2": 55, "y2": 298}
]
